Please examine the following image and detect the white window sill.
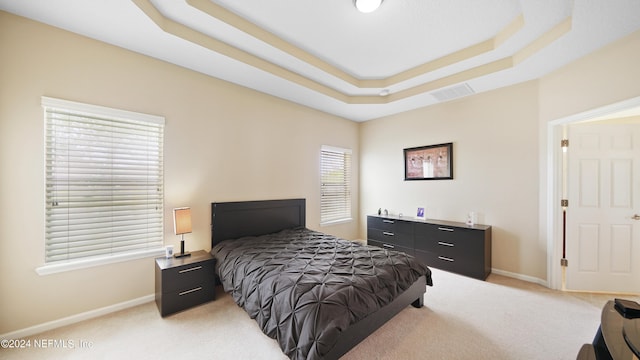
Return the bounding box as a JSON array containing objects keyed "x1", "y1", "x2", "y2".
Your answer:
[
  {"x1": 320, "y1": 218, "x2": 353, "y2": 227},
  {"x1": 35, "y1": 248, "x2": 165, "y2": 276}
]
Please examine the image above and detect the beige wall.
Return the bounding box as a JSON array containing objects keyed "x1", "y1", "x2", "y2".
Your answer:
[
  {"x1": 0, "y1": 12, "x2": 359, "y2": 334},
  {"x1": 360, "y1": 81, "x2": 543, "y2": 279},
  {"x1": 539, "y1": 29, "x2": 640, "y2": 123}
]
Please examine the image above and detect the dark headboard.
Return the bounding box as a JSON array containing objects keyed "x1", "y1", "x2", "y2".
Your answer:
[{"x1": 211, "y1": 199, "x2": 306, "y2": 248}]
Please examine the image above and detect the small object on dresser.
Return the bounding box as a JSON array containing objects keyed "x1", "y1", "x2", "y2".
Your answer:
[
  {"x1": 614, "y1": 298, "x2": 640, "y2": 319},
  {"x1": 466, "y1": 211, "x2": 477, "y2": 226},
  {"x1": 378, "y1": 208, "x2": 382, "y2": 215},
  {"x1": 165, "y1": 245, "x2": 174, "y2": 258},
  {"x1": 384, "y1": 209, "x2": 388, "y2": 216}
]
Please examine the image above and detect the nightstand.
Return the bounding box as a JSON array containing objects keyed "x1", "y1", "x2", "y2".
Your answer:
[{"x1": 155, "y1": 250, "x2": 216, "y2": 317}]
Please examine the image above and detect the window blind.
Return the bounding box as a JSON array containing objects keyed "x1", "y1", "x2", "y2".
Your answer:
[
  {"x1": 43, "y1": 97, "x2": 164, "y2": 263},
  {"x1": 320, "y1": 146, "x2": 352, "y2": 225}
]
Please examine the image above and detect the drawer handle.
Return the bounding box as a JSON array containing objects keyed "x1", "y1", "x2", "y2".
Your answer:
[
  {"x1": 179, "y1": 287, "x2": 203, "y2": 296},
  {"x1": 179, "y1": 266, "x2": 202, "y2": 274},
  {"x1": 438, "y1": 256, "x2": 454, "y2": 262},
  {"x1": 438, "y1": 241, "x2": 454, "y2": 247},
  {"x1": 382, "y1": 220, "x2": 395, "y2": 224},
  {"x1": 383, "y1": 231, "x2": 395, "y2": 236},
  {"x1": 438, "y1": 227, "x2": 454, "y2": 232},
  {"x1": 382, "y1": 244, "x2": 395, "y2": 249}
]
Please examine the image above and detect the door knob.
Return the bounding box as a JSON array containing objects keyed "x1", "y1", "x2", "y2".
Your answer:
[{"x1": 632, "y1": 214, "x2": 640, "y2": 220}]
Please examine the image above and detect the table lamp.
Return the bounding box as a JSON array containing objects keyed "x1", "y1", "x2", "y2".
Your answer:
[{"x1": 173, "y1": 207, "x2": 192, "y2": 258}]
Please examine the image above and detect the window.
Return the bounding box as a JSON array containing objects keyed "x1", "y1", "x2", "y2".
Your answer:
[
  {"x1": 320, "y1": 145, "x2": 352, "y2": 225},
  {"x1": 41, "y1": 97, "x2": 164, "y2": 271}
]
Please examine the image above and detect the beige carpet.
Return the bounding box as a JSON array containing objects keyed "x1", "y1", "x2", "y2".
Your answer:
[{"x1": 3, "y1": 268, "x2": 635, "y2": 360}]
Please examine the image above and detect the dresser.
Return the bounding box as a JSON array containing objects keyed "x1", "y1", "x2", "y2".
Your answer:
[
  {"x1": 367, "y1": 215, "x2": 492, "y2": 280},
  {"x1": 155, "y1": 250, "x2": 216, "y2": 317}
]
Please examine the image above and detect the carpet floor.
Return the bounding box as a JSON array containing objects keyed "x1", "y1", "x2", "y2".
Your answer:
[{"x1": 2, "y1": 268, "x2": 637, "y2": 360}]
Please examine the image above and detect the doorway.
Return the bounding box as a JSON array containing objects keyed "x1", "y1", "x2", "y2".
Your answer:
[{"x1": 547, "y1": 96, "x2": 640, "y2": 293}]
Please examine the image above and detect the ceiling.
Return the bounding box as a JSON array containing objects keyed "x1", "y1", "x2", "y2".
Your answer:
[{"x1": 1, "y1": 0, "x2": 640, "y2": 122}]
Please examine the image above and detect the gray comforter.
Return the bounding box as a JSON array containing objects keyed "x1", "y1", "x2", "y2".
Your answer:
[{"x1": 211, "y1": 227, "x2": 432, "y2": 360}]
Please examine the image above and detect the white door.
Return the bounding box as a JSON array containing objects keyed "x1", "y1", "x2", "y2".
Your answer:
[{"x1": 566, "y1": 122, "x2": 640, "y2": 294}]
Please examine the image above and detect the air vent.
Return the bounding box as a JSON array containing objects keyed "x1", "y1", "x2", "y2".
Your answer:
[{"x1": 431, "y1": 83, "x2": 475, "y2": 102}]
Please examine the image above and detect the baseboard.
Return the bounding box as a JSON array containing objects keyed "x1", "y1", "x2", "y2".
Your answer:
[
  {"x1": 491, "y1": 268, "x2": 548, "y2": 287},
  {"x1": 1, "y1": 294, "x2": 155, "y2": 340}
]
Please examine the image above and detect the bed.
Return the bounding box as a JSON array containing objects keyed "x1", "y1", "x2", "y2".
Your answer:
[{"x1": 210, "y1": 199, "x2": 432, "y2": 360}]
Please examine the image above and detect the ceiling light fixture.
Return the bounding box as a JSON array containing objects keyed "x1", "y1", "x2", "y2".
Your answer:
[{"x1": 354, "y1": 0, "x2": 383, "y2": 13}]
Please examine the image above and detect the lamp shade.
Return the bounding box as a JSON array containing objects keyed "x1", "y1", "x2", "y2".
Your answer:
[{"x1": 173, "y1": 207, "x2": 192, "y2": 235}]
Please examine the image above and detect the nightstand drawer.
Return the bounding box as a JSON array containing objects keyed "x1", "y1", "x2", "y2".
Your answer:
[
  {"x1": 160, "y1": 283, "x2": 216, "y2": 317},
  {"x1": 161, "y1": 261, "x2": 215, "y2": 292}
]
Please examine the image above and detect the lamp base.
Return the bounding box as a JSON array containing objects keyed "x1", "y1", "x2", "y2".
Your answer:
[{"x1": 174, "y1": 239, "x2": 190, "y2": 258}]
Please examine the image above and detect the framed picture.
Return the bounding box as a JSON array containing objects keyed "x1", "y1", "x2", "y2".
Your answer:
[
  {"x1": 404, "y1": 142, "x2": 453, "y2": 180},
  {"x1": 416, "y1": 207, "x2": 425, "y2": 220}
]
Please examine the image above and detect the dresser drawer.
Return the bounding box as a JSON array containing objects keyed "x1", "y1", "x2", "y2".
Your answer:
[
  {"x1": 415, "y1": 249, "x2": 458, "y2": 273},
  {"x1": 415, "y1": 249, "x2": 485, "y2": 279},
  {"x1": 368, "y1": 239, "x2": 415, "y2": 256},
  {"x1": 367, "y1": 216, "x2": 413, "y2": 233},
  {"x1": 368, "y1": 228, "x2": 414, "y2": 248},
  {"x1": 414, "y1": 223, "x2": 483, "y2": 254},
  {"x1": 414, "y1": 242, "x2": 475, "y2": 266}
]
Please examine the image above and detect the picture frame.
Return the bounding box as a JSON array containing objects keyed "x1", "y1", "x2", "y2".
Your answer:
[
  {"x1": 404, "y1": 142, "x2": 453, "y2": 180},
  {"x1": 416, "y1": 207, "x2": 425, "y2": 220}
]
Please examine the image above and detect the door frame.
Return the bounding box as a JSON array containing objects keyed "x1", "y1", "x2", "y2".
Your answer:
[{"x1": 547, "y1": 96, "x2": 640, "y2": 290}]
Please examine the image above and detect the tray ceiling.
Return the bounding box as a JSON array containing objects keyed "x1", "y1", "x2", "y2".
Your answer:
[{"x1": 1, "y1": 0, "x2": 639, "y2": 121}]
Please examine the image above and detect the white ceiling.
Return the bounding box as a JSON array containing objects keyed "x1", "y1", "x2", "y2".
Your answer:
[{"x1": 1, "y1": 0, "x2": 639, "y2": 121}]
